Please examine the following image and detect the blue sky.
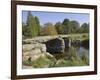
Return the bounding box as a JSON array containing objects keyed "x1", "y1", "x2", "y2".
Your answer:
[{"x1": 22, "y1": 11, "x2": 89, "y2": 26}]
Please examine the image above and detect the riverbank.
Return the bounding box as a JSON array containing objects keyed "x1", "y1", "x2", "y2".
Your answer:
[
  {"x1": 22, "y1": 34, "x2": 89, "y2": 68},
  {"x1": 23, "y1": 33, "x2": 89, "y2": 43}
]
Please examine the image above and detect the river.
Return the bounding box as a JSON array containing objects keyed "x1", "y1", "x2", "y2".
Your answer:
[{"x1": 52, "y1": 46, "x2": 89, "y2": 60}]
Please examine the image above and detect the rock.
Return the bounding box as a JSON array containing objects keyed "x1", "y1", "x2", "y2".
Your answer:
[
  {"x1": 23, "y1": 44, "x2": 34, "y2": 52},
  {"x1": 23, "y1": 43, "x2": 46, "y2": 52},
  {"x1": 31, "y1": 54, "x2": 42, "y2": 61},
  {"x1": 63, "y1": 37, "x2": 71, "y2": 47},
  {"x1": 71, "y1": 40, "x2": 81, "y2": 47},
  {"x1": 45, "y1": 52, "x2": 54, "y2": 58},
  {"x1": 22, "y1": 55, "x2": 32, "y2": 66},
  {"x1": 22, "y1": 40, "x2": 33, "y2": 44},
  {"x1": 39, "y1": 43, "x2": 47, "y2": 52},
  {"x1": 22, "y1": 51, "x2": 56, "y2": 68},
  {"x1": 22, "y1": 55, "x2": 30, "y2": 62},
  {"x1": 29, "y1": 49, "x2": 41, "y2": 56},
  {"x1": 22, "y1": 53, "x2": 42, "y2": 63},
  {"x1": 45, "y1": 38, "x2": 65, "y2": 53},
  {"x1": 31, "y1": 53, "x2": 56, "y2": 68},
  {"x1": 23, "y1": 48, "x2": 43, "y2": 61},
  {"x1": 23, "y1": 51, "x2": 30, "y2": 56},
  {"x1": 22, "y1": 41, "x2": 56, "y2": 68},
  {"x1": 23, "y1": 48, "x2": 42, "y2": 58},
  {"x1": 30, "y1": 52, "x2": 56, "y2": 62}
]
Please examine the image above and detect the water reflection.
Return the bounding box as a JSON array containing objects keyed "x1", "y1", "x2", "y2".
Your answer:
[
  {"x1": 53, "y1": 46, "x2": 89, "y2": 61},
  {"x1": 79, "y1": 47, "x2": 89, "y2": 57}
]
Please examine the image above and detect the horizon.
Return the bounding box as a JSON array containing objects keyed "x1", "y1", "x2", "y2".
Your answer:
[{"x1": 22, "y1": 11, "x2": 90, "y2": 26}]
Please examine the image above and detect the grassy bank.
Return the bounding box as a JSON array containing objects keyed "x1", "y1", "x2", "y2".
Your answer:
[{"x1": 23, "y1": 33, "x2": 89, "y2": 42}]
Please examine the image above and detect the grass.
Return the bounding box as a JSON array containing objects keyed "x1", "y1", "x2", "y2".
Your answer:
[
  {"x1": 23, "y1": 47, "x2": 89, "y2": 68},
  {"x1": 23, "y1": 33, "x2": 89, "y2": 42},
  {"x1": 67, "y1": 33, "x2": 89, "y2": 41},
  {"x1": 81, "y1": 53, "x2": 89, "y2": 65},
  {"x1": 23, "y1": 59, "x2": 32, "y2": 66},
  {"x1": 22, "y1": 33, "x2": 89, "y2": 68},
  {"x1": 31, "y1": 55, "x2": 56, "y2": 68},
  {"x1": 54, "y1": 47, "x2": 89, "y2": 67},
  {"x1": 54, "y1": 55, "x2": 88, "y2": 67}
]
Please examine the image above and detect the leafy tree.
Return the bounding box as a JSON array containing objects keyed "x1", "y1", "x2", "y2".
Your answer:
[
  {"x1": 69, "y1": 20, "x2": 80, "y2": 33},
  {"x1": 27, "y1": 11, "x2": 36, "y2": 37},
  {"x1": 79, "y1": 23, "x2": 89, "y2": 33},
  {"x1": 35, "y1": 16, "x2": 40, "y2": 35},
  {"x1": 62, "y1": 19, "x2": 70, "y2": 34},
  {"x1": 22, "y1": 22, "x2": 26, "y2": 35},
  {"x1": 26, "y1": 12, "x2": 40, "y2": 38},
  {"x1": 22, "y1": 22, "x2": 31, "y2": 38},
  {"x1": 55, "y1": 22, "x2": 64, "y2": 34},
  {"x1": 42, "y1": 23, "x2": 58, "y2": 35}
]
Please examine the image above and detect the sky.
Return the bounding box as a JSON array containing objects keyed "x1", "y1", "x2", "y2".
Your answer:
[{"x1": 22, "y1": 11, "x2": 89, "y2": 26}]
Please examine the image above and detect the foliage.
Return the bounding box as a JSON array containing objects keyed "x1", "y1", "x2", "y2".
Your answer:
[
  {"x1": 69, "y1": 20, "x2": 80, "y2": 33},
  {"x1": 55, "y1": 22, "x2": 64, "y2": 34},
  {"x1": 22, "y1": 22, "x2": 31, "y2": 38},
  {"x1": 62, "y1": 18, "x2": 70, "y2": 34},
  {"x1": 22, "y1": 11, "x2": 89, "y2": 37},
  {"x1": 22, "y1": 12, "x2": 40, "y2": 38},
  {"x1": 79, "y1": 23, "x2": 89, "y2": 33},
  {"x1": 40, "y1": 23, "x2": 58, "y2": 36},
  {"x1": 35, "y1": 16, "x2": 41, "y2": 35}
]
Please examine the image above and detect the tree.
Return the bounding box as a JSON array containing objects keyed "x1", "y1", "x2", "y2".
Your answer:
[
  {"x1": 22, "y1": 22, "x2": 31, "y2": 38},
  {"x1": 22, "y1": 22, "x2": 26, "y2": 35},
  {"x1": 79, "y1": 23, "x2": 89, "y2": 33},
  {"x1": 62, "y1": 19, "x2": 70, "y2": 34},
  {"x1": 42, "y1": 23, "x2": 58, "y2": 35},
  {"x1": 26, "y1": 12, "x2": 40, "y2": 38},
  {"x1": 35, "y1": 16, "x2": 40, "y2": 35},
  {"x1": 55, "y1": 22, "x2": 64, "y2": 34},
  {"x1": 27, "y1": 11, "x2": 36, "y2": 37},
  {"x1": 69, "y1": 20, "x2": 80, "y2": 33}
]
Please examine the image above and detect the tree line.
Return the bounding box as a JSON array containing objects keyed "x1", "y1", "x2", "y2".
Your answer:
[{"x1": 22, "y1": 12, "x2": 89, "y2": 38}]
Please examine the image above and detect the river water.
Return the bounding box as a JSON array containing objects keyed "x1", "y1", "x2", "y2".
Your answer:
[{"x1": 53, "y1": 46, "x2": 89, "y2": 60}]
